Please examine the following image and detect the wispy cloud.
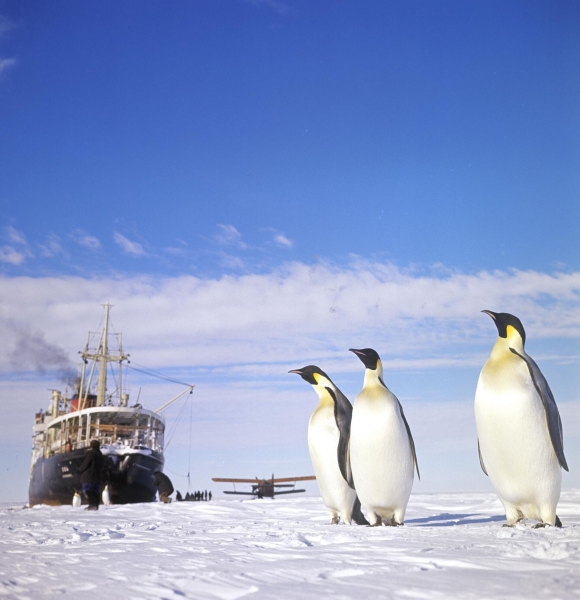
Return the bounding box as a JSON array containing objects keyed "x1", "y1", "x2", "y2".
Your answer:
[
  {"x1": 0, "y1": 15, "x2": 17, "y2": 81},
  {"x1": 163, "y1": 240, "x2": 188, "y2": 257},
  {"x1": 113, "y1": 232, "x2": 145, "y2": 256},
  {"x1": 0, "y1": 226, "x2": 31, "y2": 264},
  {"x1": 262, "y1": 227, "x2": 293, "y2": 249},
  {"x1": 214, "y1": 224, "x2": 247, "y2": 249},
  {"x1": 219, "y1": 253, "x2": 246, "y2": 270},
  {"x1": 0, "y1": 246, "x2": 26, "y2": 265},
  {"x1": 4, "y1": 226, "x2": 27, "y2": 246},
  {"x1": 0, "y1": 57, "x2": 16, "y2": 77},
  {"x1": 273, "y1": 233, "x2": 293, "y2": 248},
  {"x1": 38, "y1": 234, "x2": 67, "y2": 258},
  {"x1": 73, "y1": 230, "x2": 102, "y2": 250},
  {"x1": 245, "y1": 0, "x2": 293, "y2": 16}
]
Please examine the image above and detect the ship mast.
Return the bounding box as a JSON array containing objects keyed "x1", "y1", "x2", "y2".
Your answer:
[
  {"x1": 96, "y1": 303, "x2": 111, "y2": 406},
  {"x1": 78, "y1": 303, "x2": 128, "y2": 409}
]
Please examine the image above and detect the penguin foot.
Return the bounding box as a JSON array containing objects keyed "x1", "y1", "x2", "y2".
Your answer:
[
  {"x1": 502, "y1": 523, "x2": 516, "y2": 528},
  {"x1": 532, "y1": 522, "x2": 546, "y2": 529},
  {"x1": 383, "y1": 518, "x2": 403, "y2": 527},
  {"x1": 367, "y1": 518, "x2": 382, "y2": 527},
  {"x1": 555, "y1": 515, "x2": 563, "y2": 528},
  {"x1": 330, "y1": 516, "x2": 340, "y2": 525}
]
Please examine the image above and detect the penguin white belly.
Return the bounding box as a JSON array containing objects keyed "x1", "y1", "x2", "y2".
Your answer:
[
  {"x1": 475, "y1": 359, "x2": 561, "y2": 521},
  {"x1": 308, "y1": 405, "x2": 356, "y2": 522},
  {"x1": 350, "y1": 394, "x2": 413, "y2": 523}
]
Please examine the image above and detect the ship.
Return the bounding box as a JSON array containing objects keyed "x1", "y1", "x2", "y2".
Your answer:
[{"x1": 28, "y1": 304, "x2": 194, "y2": 507}]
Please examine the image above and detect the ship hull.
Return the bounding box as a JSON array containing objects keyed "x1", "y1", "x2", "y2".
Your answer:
[{"x1": 29, "y1": 448, "x2": 164, "y2": 507}]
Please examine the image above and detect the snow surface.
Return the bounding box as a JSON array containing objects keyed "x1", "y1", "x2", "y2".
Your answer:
[{"x1": 1, "y1": 491, "x2": 580, "y2": 600}]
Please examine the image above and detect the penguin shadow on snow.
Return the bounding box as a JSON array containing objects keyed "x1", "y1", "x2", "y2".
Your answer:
[{"x1": 405, "y1": 512, "x2": 505, "y2": 527}]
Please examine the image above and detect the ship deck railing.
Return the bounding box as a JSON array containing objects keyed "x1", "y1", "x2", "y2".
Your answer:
[{"x1": 46, "y1": 435, "x2": 163, "y2": 456}]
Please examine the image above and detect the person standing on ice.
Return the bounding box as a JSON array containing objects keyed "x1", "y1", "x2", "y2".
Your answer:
[
  {"x1": 153, "y1": 471, "x2": 174, "y2": 503},
  {"x1": 78, "y1": 440, "x2": 105, "y2": 511}
]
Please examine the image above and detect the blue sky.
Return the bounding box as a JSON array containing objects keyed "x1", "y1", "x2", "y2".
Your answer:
[
  {"x1": 1, "y1": 0, "x2": 579, "y2": 276},
  {"x1": 0, "y1": 1, "x2": 579, "y2": 502}
]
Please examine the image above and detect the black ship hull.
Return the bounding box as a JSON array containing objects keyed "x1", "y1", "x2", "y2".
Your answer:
[{"x1": 29, "y1": 448, "x2": 164, "y2": 507}]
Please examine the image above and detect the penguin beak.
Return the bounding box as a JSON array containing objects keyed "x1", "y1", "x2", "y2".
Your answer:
[
  {"x1": 349, "y1": 348, "x2": 365, "y2": 357},
  {"x1": 481, "y1": 310, "x2": 497, "y2": 320},
  {"x1": 288, "y1": 369, "x2": 302, "y2": 375}
]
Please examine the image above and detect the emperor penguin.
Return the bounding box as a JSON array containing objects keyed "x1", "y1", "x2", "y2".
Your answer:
[
  {"x1": 475, "y1": 311, "x2": 568, "y2": 528},
  {"x1": 102, "y1": 484, "x2": 111, "y2": 506},
  {"x1": 289, "y1": 365, "x2": 368, "y2": 525},
  {"x1": 349, "y1": 348, "x2": 419, "y2": 526},
  {"x1": 72, "y1": 491, "x2": 82, "y2": 508}
]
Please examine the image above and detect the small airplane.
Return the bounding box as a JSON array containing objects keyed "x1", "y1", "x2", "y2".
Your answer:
[{"x1": 212, "y1": 474, "x2": 316, "y2": 499}]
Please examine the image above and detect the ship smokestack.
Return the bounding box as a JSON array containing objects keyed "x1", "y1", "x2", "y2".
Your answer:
[{"x1": 51, "y1": 390, "x2": 61, "y2": 419}]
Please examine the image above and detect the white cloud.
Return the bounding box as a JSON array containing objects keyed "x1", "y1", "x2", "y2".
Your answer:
[
  {"x1": 245, "y1": 0, "x2": 292, "y2": 16},
  {"x1": 38, "y1": 234, "x2": 66, "y2": 258},
  {"x1": 0, "y1": 245, "x2": 26, "y2": 265},
  {"x1": 75, "y1": 230, "x2": 101, "y2": 250},
  {"x1": 163, "y1": 241, "x2": 188, "y2": 257},
  {"x1": 0, "y1": 227, "x2": 32, "y2": 264},
  {"x1": 0, "y1": 262, "x2": 578, "y2": 375},
  {"x1": 113, "y1": 231, "x2": 145, "y2": 256},
  {"x1": 219, "y1": 253, "x2": 246, "y2": 270},
  {"x1": 0, "y1": 57, "x2": 16, "y2": 76},
  {"x1": 214, "y1": 224, "x2": 247, "y2": 249},
  {"x1": 273, "y1": 233, "x2": 293, "y2": 248},
  {"x1": 4, "y1": 226, "x2": 27, "y2": 246}
]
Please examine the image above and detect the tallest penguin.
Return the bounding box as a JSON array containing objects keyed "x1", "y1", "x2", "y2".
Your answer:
[
  {"x1": 350, "y1": 348, "x2": 419, "y2": 526},
  {"x1": 475, "y1": 311, "x2": 568, "y2": 528}
]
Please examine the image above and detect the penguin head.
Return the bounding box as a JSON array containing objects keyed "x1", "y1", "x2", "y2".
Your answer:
[
  {"x1": 289, "y1": 365, "x2": 337, "y2": 404},
  {"x1": 482, "y1": 310, "x2": 526, "y2": 347},
  {"x1": 349, "y1": 348, "x2": 381, "y2": 370},
  {"x1": 289, "y1": 365, "x2": 332, "y2": 387}
]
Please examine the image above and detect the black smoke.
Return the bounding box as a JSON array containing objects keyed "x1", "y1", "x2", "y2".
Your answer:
[{"x1": 8, "y1": 322, "x2": 76, "y2": 384}]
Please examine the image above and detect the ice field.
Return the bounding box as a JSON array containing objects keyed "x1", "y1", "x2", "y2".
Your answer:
[{"x1": 1, "y1": 491, "x2": 579, "y2": 599}]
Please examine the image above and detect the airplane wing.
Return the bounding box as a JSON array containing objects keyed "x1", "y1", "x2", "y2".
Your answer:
[
  {"x1": 269, "y1": 476, "x2": 316, "y2": 483},
  {"x1": 213, "y1": 478, "x2": 268, "y2": 483},
  {"x1": 213, "y1": 476, "x2": 316, "y2": 484}
]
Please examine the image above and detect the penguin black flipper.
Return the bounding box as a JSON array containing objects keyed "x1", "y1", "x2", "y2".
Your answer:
[
  {"x1": 351, "y1": 495, "x2": 370, "y2": 525},
  {"x1": 327, "y1": 386, "x2": 355, "y2": 487},
  {"x1": 509, "y1": 348, "x2": 569, "y2": 471},
  {"x1": 478, "y1": 439, "x2": 488, "y2": 476},
  {"x1": 397, "y1": 400, "x2": 420, "y2": 481}
]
